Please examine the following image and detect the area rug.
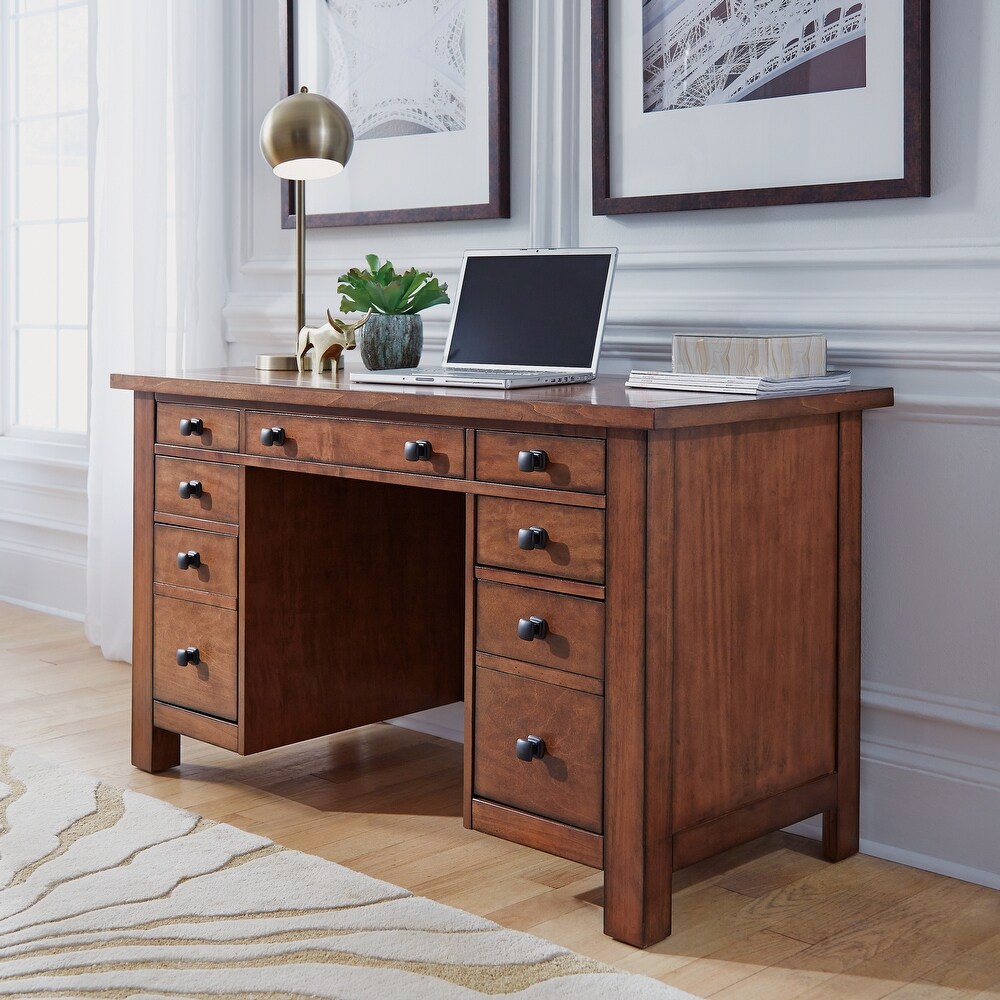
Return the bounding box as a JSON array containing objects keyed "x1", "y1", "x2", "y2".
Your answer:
[{"x1": 0, "y1": 746, "x2": 697, "y2": 998}]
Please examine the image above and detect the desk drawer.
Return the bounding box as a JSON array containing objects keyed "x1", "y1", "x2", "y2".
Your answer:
[
  {"x1": 152, "y1": 596, "x2": 237, "y2": 721},
  {"x1": 477, "y1": 497, "x2": 604, "y2": 584},
  {"x1": 157, "y1": 402, "x2": 240, "y2": 452},
  {"x1": 475, "y1": 431, "x2": 605, "y2": 494},
  {"x1": 154, "y1": 457, "x2": 240, "y2": 524},
  {"x1": 153, "y1": 524, "x2": 238, "y2": 597},
  {"x1": 244, "y1": 411, "x2": 465, "y2": 478},
  {"x1": 474, "y1": 666, "x2": 602, "y2": 833},
  {"x1": 476, "y1": 581, "x2": 604, "y2": 680}
]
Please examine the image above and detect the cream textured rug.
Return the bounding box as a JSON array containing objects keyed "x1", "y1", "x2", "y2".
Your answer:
[{"x1": 0, "y1": 746, "x2": 697, "y2": 999}]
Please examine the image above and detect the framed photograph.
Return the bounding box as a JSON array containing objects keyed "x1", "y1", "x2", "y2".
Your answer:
[
  {"x1": 280, "y1": 0, "x2": 509, "y2": 228},
  {"x1": 592, "y1": 0, "x2": 930, "y2": 214}
]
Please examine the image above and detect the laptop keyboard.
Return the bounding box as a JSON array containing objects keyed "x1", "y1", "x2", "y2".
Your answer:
[{"x1": 446, "y1": 368, "x2": 572, "y2": 378}]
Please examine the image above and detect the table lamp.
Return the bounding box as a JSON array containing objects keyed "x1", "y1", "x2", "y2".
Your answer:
[{"x1": 256, "y1": 86, "x2": 354, "y2": 370}]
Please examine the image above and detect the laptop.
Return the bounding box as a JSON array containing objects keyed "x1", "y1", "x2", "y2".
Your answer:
[{"x1": 349, "y1": 247, "x2": 617, "y2": 389}]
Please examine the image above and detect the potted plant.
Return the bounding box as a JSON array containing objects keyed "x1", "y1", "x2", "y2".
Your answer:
[{"x1": 337, "y1": 255, "x2": 450, "y2": 370}]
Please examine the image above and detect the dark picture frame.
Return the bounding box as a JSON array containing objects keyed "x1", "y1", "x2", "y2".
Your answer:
[
  {"x1": 280, "y1": 0, "x2": 510, "y2": 229},
  {"x1": 591, "y1": 0, "x2": 930, "y2": 215}
]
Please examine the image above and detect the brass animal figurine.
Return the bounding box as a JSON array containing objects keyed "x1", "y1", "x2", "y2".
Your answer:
[{"x1": 296, "y1": 309, "x2": 371, "y2": 373}]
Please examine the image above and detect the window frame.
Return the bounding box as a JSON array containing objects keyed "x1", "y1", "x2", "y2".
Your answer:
[{"x1": 0, "y1": 0, "x2": 92, "y2": 454}]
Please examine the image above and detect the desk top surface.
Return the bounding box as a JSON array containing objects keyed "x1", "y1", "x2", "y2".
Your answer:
[{"x1": 112, "y1": 368, "x2": 893, "y2": 431}]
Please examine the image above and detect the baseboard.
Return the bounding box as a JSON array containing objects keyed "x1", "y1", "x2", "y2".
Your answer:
[
  {"x1": 785, "y1": 721, "x2": 1000, "y2": 892},
  {"x1": 0, "y1": 543, "x2": 86, "y2": 620},
  {"x1": 785, "y1": 817, "x2": 1000, "y2": 892},
  {"x1": 0, "y1": 592, "x2": 85, "y2": 623},
  {"x1": 387, "y1": 702, "x2": 464, "y2": 744}
]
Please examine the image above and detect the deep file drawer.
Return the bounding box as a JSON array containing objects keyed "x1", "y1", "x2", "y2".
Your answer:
[
  {"x1": 476, "y1": 496, "x2": 605, "y2": 584},
  {"x1": 476, "y1": 580, "x2": 604, "y2": 679},
  {"x1": 474, "y1": 665, "x2": 603, "y2": 833},
  {"x1": 152, "y1": 596, "x2": 238, "y2": 721}
]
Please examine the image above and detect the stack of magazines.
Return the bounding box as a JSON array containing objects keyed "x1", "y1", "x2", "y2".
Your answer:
[{"x1": 625, "y1": 369, "x2": 852, "y2": 396}]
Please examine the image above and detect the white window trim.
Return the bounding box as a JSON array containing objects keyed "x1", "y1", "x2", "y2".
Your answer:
[{"x1": 0, "y1": 0, "x2": 92, "y2": 459}]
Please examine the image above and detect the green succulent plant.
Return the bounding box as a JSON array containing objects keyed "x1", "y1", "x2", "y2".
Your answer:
[{"x1": 337, "y1": 255, "x2": 450, "y2": 316}]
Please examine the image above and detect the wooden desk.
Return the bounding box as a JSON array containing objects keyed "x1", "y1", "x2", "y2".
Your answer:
[{"x1": 113, "y1": 368, "x2": 892, "y2": 947}]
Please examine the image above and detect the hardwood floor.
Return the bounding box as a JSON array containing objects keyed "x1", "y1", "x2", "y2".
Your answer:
[{"x1": 2, "y1": 599, "x2": 998, "y2": 999}]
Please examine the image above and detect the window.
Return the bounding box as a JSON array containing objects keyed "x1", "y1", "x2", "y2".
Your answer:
[{"x1": 1, "y1": 0, "x2": 90, "y2": 439}]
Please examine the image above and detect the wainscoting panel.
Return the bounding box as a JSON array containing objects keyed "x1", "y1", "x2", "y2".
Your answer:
[{"x1": 0, "y1": 445, "x2": 88, "y2": 619}]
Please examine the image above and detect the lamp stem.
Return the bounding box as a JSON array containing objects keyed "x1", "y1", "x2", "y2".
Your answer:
[{"x1": 296, "y1": 178, "x2": 306, "y2": 335}]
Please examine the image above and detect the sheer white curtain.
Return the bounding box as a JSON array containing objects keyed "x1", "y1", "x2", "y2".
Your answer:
[{"x1": 86, "y1": 1, "x2": 230, "y2": 660}]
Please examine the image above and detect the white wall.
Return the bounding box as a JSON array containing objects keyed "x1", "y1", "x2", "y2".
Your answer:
[{"x1": 229, "y1": 0, "x2": 1000, "y2": 888}]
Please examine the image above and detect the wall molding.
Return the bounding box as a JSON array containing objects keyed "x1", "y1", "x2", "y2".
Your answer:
[
  {"x1": 528, "y1": 0, "x2": 580, "y2": 249},
  {"x1": 864, "y1": 681, "x2": 1000, "y2": 735},
  {"x1": 234, "y1": 247, "x2": 1000, "y2": 289},
  {"x1": 785, "y1": 818, "x2": 1000, "y2": 893},
  {"x1": 885, "y1": 395, "x2": 1000, "y2": 422},
  {"x1": 0, "y1": 448, "x2": 88, "y2": 617},
  {"x1": 389, "y1": 702, "x2": 463, "y2": 745},
  {"x1": 861, "y1": 682, "x2": 1000, "y2": 793},
  {"x1": 225, "y1": 286, "x2": 1000, "y2": 368},
  {"x1": 617, "y1": 244, "x2": 1000, "y2": 271},
  {"x1": 0, "y1": 509, "x2": 87, "y2": 539},
  {"x1": 607, "y1": 292, "x2": 1000, "y2": 336},
  {"x1": 775, "y1": 681, "x2": 1000, "y2": 888},
  {"x1": 0, "y1": 592, "x2": 85, "y2": 624},
  {"x1": 0, "y1": 538, "x2": 87, "y2": 619}
]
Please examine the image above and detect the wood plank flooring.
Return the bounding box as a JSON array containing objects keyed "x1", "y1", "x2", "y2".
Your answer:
[{"x1": 2, "y1": 600, "x2": 998, "y2": 999}]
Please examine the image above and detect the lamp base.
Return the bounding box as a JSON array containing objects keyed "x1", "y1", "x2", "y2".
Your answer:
[
  {"x1": 255, "y1": 354, "x2": 298, "y2": 371},
  {"x1": 255, "y1": 353, "x2": 344, "y2": 372}
]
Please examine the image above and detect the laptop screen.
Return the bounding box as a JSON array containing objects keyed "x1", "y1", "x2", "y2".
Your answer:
[{"x1": 444, "y1": 249, "x2": 616, "y2": 370}]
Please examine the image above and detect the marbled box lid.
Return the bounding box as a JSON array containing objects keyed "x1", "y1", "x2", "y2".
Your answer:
[{"x1": 672, "y1": 333, "x2": 827, "y2": 379}]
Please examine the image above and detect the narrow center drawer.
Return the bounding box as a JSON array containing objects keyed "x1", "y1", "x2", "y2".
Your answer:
[
  {"x1": 153, "y1": 524, "x2": 238, "y2": 597},
  {"x1": 475, "y1": 431, "x2": 605, "y2": 493},
  {"x1": 154, "y1": 457, "x2": 240, "y2": 524},
  {"x1": 477, "y1": 497, "x2": 604, "y2": 584},
  {"x1": 474, "y1": 666, "x2": 603, "y2": 833},
  {"x1": 244, "y1": 411, "x2": 465, "y2": 478},
  {"x1": 153, "y1": 596, "x2": 237, "y2": 721},
  {"x1": 156, "y1": 402, "x2": 240, "y2": 452},
  {"x1": 476, "y1": 580, "x2": 604, "y2": 679}
]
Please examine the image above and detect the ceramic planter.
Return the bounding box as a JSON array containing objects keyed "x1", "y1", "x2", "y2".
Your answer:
[{"x1": 359, "y1": 314, "x2": 423, "y2": 370}]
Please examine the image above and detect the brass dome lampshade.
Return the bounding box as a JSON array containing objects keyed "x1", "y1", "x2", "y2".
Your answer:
[{"x1": 256, "y1": 87, "x2": 354, "y2": 370}]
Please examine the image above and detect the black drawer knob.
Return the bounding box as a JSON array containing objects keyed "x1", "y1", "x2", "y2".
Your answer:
[
  {"x1": 176, "y1": 550, "x2": 201, "y2": 570},
  {"x1": 260, "y1": 426, "x2": 286, "y2": 447},
  {"x1": 517, "y1": 616, "x2": 548, "y2": 641},
  {"x1": 176, "y1": 646, "x2": 200, "y2": 666},
  {"x1": 178, "y1": 480, "x2": 203, "y2": 500},
  {"x1": 517, "y1": 449, "x2": 548, "y2": 472},
  {"x1": 515, "y1": 735, "x2": 546, "y2": 762},
  {"x1": 403, "y1": 439, "x2": 432, "y2": 462},
  {"x1": 179, "y1": 417, "x2": 204, "y2": 436},
  {"x1": 517, "y1": 526, "x2": 548, "y2": 551}
]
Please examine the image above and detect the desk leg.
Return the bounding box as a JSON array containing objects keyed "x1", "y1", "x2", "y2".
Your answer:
[
  {"x1": 463, "y1": 482, "x2": 476, "y2": 829},
  {"x1": 824, "y1": 412, "x2": 862, "y2": 860},
  {"x1": 603, "y1": 430, "x2": 673, "y2": 947},
  {"x1": 131, "y1": 393, "x2": 181, "y2": 773}
]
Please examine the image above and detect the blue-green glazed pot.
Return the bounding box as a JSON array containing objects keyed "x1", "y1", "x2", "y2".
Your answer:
[{"x1": 359, "y1": 314, "x2": 423, "y2": 370}]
